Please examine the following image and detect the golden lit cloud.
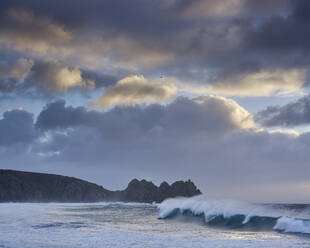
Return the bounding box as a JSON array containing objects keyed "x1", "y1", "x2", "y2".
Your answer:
[
  {"x1": 93, "y1": 75, "x2": 177, "y2": 108},
  {"x1": 181, "y1": 69, "x2": 306, "y2": 97},
  {"x1": 193, "y1": 95, "x2": 255, "y2": 130},
  {"x1": 0, "y1": 8, "x2": 72, "y2": 55},
  {"x1": 28, "y1": 60, "x2": 94, "y2": 92}
]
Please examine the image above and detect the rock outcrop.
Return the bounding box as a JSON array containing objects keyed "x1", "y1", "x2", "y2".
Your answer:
[
  {"x1": 115, "y1": 179, "x2": 201, "y2": 203},
  {"x1": 0, "y1": 169, "x2": 201, "y2": 203}
]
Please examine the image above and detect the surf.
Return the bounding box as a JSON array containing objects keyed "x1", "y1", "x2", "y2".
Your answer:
[{"x1": 157, "y1": 195, "x2": 310, "y2": 234}]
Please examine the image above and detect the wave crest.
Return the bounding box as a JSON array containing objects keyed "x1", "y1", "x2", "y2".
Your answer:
[
  {"x1": 274, "y1": 216, "x2": 310, "y2": 233},
  {"x1": 157, "y1": 195, "x2": 310, "y2": 234}
]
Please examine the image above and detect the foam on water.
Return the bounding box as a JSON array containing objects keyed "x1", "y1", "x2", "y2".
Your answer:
[
  {"x1": 0, "y1": 200, "x2": 310, "y2": 248},
  {"x1": 274, "y1": 217, "x2": 310, "y2": 233},
  {"x1": 158, "y1": 195, "x2": 310, "y2": 234}
]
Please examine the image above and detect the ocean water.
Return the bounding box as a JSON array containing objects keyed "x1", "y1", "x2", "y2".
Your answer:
[{"x1": 0, "y1": 195, "x2": 310, "y2": 248}]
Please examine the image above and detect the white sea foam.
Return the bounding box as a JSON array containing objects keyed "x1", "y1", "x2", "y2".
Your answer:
[
  {"x1": 0, "y1": 201, "x2": 309, "y2": 248},
  {"x1": 157, "y1": 195, "x2": 310, "y2": 234},
  {"x1": 274, "y1": 216, "x2": 310, "y2": 234},
  {"x1": 158, "y1": 195, "x2": 269, "y2": 220}
]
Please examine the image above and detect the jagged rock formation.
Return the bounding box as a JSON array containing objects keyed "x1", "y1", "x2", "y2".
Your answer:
[
  {"x1": 0, "y1": 169, "x2": 201, "y2": 203},
  {"x1": 115, "y1": 179, "x2": 201, "y2": 203}
]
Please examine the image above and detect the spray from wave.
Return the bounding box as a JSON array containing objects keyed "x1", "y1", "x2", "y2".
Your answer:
[{"x1": 157, "y1": 195, "x2": 310, "y2": 234}]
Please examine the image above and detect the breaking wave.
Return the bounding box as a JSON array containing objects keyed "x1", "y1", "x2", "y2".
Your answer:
[{"x1": 157, "y1": 195, "x2": 310, "y2": 234}]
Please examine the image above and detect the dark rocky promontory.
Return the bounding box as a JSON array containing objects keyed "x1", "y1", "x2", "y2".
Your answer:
[
  {"x1": 0, "y1": 169, "x2": 201, "y2": 203},
  {"x1": 114, "y1": 178, "x2": 201, "y2": 203},
  {"x1": 0, "y1": 169, "x2": 112, "y2": 202}
]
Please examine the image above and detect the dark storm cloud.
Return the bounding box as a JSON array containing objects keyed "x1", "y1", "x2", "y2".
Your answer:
[
  {"x1": 26, "y1": 60, "x2": 95, "y2": 92},
  {"x1": 246, "y1": 1, "x2": 310, "y2": 54},
  {"x1": 0, "y1": 58, "x2": 118, "y2": 99},
  {"x1": 243, "y1": 0, "x2": 289, "y2": 15},
  {"x1": 0, "y1": 7, "x2": 72, "y2": 56},
  {"x1": 0, "y1": 78, "x2": 18, "y2": 93},
  {"x1": 256, "y1": 94, "x2": 310, "y2": 127},
  {"x1": 32, "y1": 95, "x2": 254, "y2": 174},
  {"x1": 0, "y1": 0, "x2": 186, "y2": 33},
  {"x1": 0, "y1": 0, "x2": 308, "y2": 94},
  {"x1": 81, "y1": 70, "x2": 118, "y2": 89},
  {"x1": 177, "y1": 0, "x2": 310, "y2": 85},
  {"x1": 35, "y1": 96, "x2": 253, "y2": 137},
  {"x1": 35, "y1": 100, "x2": 102, "y2": 130},
  {"x1": 0, "y1": 109, "x2": 38, "y2": 146}
]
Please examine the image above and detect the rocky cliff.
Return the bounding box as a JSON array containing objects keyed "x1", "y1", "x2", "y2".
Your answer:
[{"x1": 0, "y1": 170, "x2": 201, "y2": 203}]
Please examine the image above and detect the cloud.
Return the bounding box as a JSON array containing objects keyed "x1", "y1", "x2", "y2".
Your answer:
[
  {"x1": 179, "y1": 68, "x2": 305, "y2": 97},
  {"x1": 9, "y1": 58, "x2": 34, "y2": 79},
  {"x1": 92, "y1": 75, "x2": 177, "y2": 108},
  {"x1": 208, "y1": 69, "x2": 306, "y2": 97},
  {"x1": 0, "y1": 58, "x2": 115, "y2": 95},
  {"x1": 256, "y1": 94, "x2": 310, "y2": 127},
  {"x1": 0, "y1": 58, "x2": 34, "y2": 93},
  {"x1": 164, "y1": 0, "x2": 288, "y2": 19},
  {"x1": 27, "y1": 60, "x2": 95, "y2": 92},
  {"x1": 37, "y1": 95, "x2": 254, "y2": 137},
  {"x1": 81, "y1": 70, "x2": 119, "y2": 89},
  {"x1": 0, "y1": 58, "x2": 34, "y2": 79},
  {"x1": 0, "y1": 108, "x2": 37, "y2": 146},
  {"x1": 35, "y1": 100, "x2": 98, "y2": 130},
  {"x1": 0, "y1": 1, "x2": 309, "y2": 98},
  {"x1": 245, "y1": 1, "x2": 310, "y2": 54},
  {"x1": 268, "y1": 129, "x2": 300, "y2": 137},
  {"x1": 0, "y1": 8, "x2": 72, "y2": 55},
  {"x1": 165, "y1": 0, "x2": 247, "y2": 19},
  {"x1": 191, "y1": 95, "x2": 254, "y2": 130}
]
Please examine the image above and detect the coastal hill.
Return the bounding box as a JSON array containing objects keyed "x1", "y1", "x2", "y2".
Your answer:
[{"x1": 0, "y1": 169, "x2": 201, "y2": 203}]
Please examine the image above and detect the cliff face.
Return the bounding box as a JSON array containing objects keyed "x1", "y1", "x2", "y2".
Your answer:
[{"x1": 0, "y1": 170, "x2": 201, "y2": 203}]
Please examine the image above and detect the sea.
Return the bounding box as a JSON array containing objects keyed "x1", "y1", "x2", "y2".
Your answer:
[{"x1": 0, "y1": 195, "x2": 310, "y2": 248}]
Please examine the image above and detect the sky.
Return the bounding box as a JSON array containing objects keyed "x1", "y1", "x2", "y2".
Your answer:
[{"x1": 0, "y1": 0, "x2": 310, "y2": 203}]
